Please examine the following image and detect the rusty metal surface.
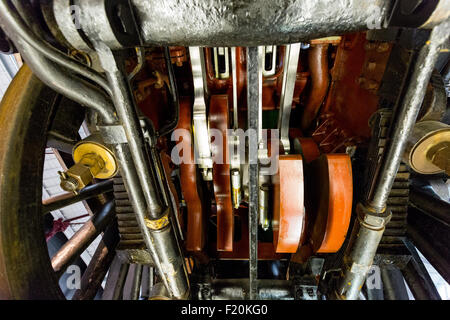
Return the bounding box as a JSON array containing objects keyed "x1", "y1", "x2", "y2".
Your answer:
[
  {"x1": 131, "y1": 0, "x2": 390, "y2": 46},
  {"x1": 209, "y1": 95, "x2": 234, "y2": 252}
]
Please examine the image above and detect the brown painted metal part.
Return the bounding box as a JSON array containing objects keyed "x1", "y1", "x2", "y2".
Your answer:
[
  {"x1": 290, "y1": 129, "x2": 321, "y2": 163},
  {"x1": 175, "y1": 97, "x2": 205, "y2": 251},
  {"x1": 272, "y1": 155, "x2": 305, "y2": 253},
  {"x1": 306, "y1": 154, "x2": 353, "y2": 253},
  {"x1": 209, "y1": 95, "x2": 234, "y2": 252},
  {"x1": 301, "y1": 44, "x2": 330, "y2": 131},
  {"x1": 312, "y1": 34, "x2": 392, "y2": 153}
]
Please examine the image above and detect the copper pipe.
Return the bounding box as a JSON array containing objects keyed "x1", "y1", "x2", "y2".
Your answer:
[
  {"x1": 51, "y1": 201, "x2": 115, "y2": 275},
  {"x1": 301, "y1": 44, "x2": 329, "y2": 131},
  {"x1": 72, "y1": 223, "x2": 119, "y2": 300}
]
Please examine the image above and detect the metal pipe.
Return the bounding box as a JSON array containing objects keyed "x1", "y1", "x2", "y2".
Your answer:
[
  {"x1": 130, "y1": 264, "x2": 143, "y2": 300},
  {"x1": 151, "y1": 225, "x2": 190, "y2": 299},
  {"x1": 42, "y1": 180, "x2": 114, "y2": 214},
  {"x1": 301, "y1": 44, "x2": 330, "y2": 131},
  {"x1": 113, "y1": 144, "x2": 189, "y2": 299},
  {"x1": 51, "y1": 200, "x2": 115, "y2": 275},
  {"x1": 95, "y1": 42, "x2": 165, "y2": 218},
  {"x1": 338, "y1": 20, "x2": 450, "y2": 300},
  {"x1": 367, "y1": 20, "x2": 450, "y2": 212},
  {"x1": 130, "y1": 0, "x2": 392, "y2": 46},
  {"x1": 12, "y1": 41, "x2": 116, "y2": 124},
  {"x1": 0, "y1": 0, "x2": 112, "y2": 97}
]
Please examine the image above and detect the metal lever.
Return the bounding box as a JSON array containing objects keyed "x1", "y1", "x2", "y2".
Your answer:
[
  {"x1": 278, "y1": 43, "x2": 301, "y2": 154},
  {"x1": 189, "y1": 47, "x2": 213, "y2": 181}
]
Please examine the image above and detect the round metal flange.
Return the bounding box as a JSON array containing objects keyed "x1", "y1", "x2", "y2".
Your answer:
[
  {"x1": 406, "y1": 121, "x2": 450, "y2": 175},
  {"x1": 272, "y1": 155, "x2": 305, "y2": 253}
]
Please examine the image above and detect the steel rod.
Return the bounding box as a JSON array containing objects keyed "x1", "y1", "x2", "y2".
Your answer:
[
  {"x1": 338, "y1": 20, "x2": 450, "y2": 300},
  {"x1": 95, "y1": 43, "x2": 165, "y2": 218},
  {"x1": 247, "y1": 46, "x2": 261, "y2": 300},
  {"x1": 367, "y1": 20, "x2": 450, "y2": 212},
  {"x1": 42, "y1": 180, "x2": 114, "y2": 214}
]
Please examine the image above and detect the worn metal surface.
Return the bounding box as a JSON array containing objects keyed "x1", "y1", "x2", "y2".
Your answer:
[
  {"x1": 193, "y1": 279, "x2": 294, "y2": 300},
  {"x1": 338, "y1": 20, "x2": 450, "y2": 300},
  {"x1": 130, "y1": 0, "x2": 391, "y2": 46},
  {"x1": 94, "y1": 43, "x2": 166, "y2": 219},
  {"x1": 151, "y1": 225, "x2": 190, "y2": 299},
  {"x1": 246, "y1": 47, "x2": 261, "y2": 300}
]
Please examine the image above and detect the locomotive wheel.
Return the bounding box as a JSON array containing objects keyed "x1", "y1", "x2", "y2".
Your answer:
[{"x1": 0, "y1": 65, "x2": 118, "y2": 299}]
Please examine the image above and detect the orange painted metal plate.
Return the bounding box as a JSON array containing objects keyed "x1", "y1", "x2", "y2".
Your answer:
[
  {"x1": 307, "y1": 154, "x2": 353, "y2": 253},
  {"x1": 175, "y1": 97, "x2": 205, "y2": 251},
  {"x1": 272, "y1": 155, "x2": 305, "y2": 253},
  {"x1": 209, "y1": 95, "x2": 234, "y2": 252}
]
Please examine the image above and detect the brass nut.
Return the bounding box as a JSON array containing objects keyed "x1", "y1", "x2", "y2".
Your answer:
[{"x1": 60, "y1": 163, "x2": 94, "y2": 192}]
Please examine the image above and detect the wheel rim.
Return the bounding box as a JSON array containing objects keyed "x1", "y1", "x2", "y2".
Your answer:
[{"x1": 0, "y1": 65, "x2": 64, "y2": 299}]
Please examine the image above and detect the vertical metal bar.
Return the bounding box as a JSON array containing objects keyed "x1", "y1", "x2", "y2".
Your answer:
[
  {"x1": 231, "y1": 47, "x2": 238, "y2": 129},
  {"x1": 95, "y1": 42, "x2": 165, "y2": 218},
  {"x1": 278, "y1": 43, "x2": 301, "y2": 154},
  {"x1": 189, "y1": 46, "x2": 213, "y2": 180},
  {"x1": 130, "y1": 264, "x2": 143, "y2": 300},
  {"x1": 247, "y1": 46, "x2": 262, "y2": 300}
]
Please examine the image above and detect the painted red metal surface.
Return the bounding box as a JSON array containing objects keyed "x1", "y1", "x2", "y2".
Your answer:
[
  {"x1": 175, "y1": 97, "x2": 205, "y2": 252},
  {"x1": 272, "y1": 155, "x2": 305, "y2": 253},
  {"x1": 209, "y1": 95, "x2": 234, "y2": 252}
]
